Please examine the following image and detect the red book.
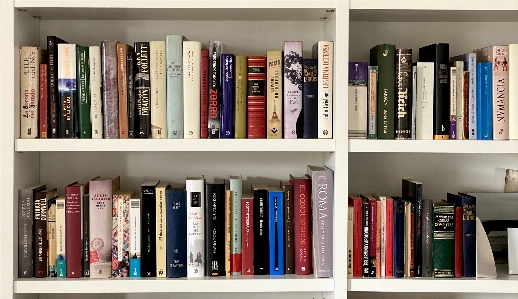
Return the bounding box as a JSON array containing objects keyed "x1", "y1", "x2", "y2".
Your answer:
[
  {"x1": 368, "y1": 197, "x2": 376, "y2": 276},
  {"x1": 247, "y1": 56, "x2": 266, "y2": 138},
  {"x1": 241, "y1": 194, "x2": 254, "y2": 275},
  {"x1": 454, "y1": 206, "x2": 463, "y2": 277},
  {"x1": 385, "y1": 197, "x2": 394, "y2": 277},
  {"x1": 291, "y1": 175, "x2": 311, "y2": 275},
  {"x1": 200, "y1": 49, "x2": 209, "y2": 138},
  {"x1": 348, "y1": 195, "x2": 363, "y2": 277},
  {"x1": 39, "y1": 64, "x2": 48, "y2": 138},
  {"x1": 65, "y1": 182, "x2": 86, "y2": 278}
]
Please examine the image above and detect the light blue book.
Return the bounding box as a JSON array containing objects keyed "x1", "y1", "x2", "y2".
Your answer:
[
  {"x1": 57, "y1": 255, "x2": 66, "y2": 278},
  {"x1": 130, "y1": 256, "x2": 141, "y2": 277},
  {"x1": 166, "y1": 35, "x2": 184, "y2": 138}
]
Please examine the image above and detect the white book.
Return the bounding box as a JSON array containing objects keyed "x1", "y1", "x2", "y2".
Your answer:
[
  {"x1": 150, "y1": 41, "x2": 167, "y2": 138},
  {"x1": 454, "y1": 61, "x2": 465, "y2": 140},
  {"x1": 19, "y1": 46, "x2": 41, "y2": 138},
  {"x1": 56, "y1": 196, "x2": 66, "y2": 278},
  {"x1": 89, "y1": 46, "x2": 103, "y2": 139},
  {"x1": 314, "y1": 41, "x2": 334, "y2": 138},
  {"x1": 416, "y1": 62, "x2": 434, "y2": 140},
  {"x1": 156, "y1": 182, "x2": 169, "y2": 277},
  {"x1": 229, "y1": 175, "x2": 242, "y2": 275},
  {"x1": 166, "y1": 35, "x2": 184, "y2": 138},
  {"x1": 186, "y1": 176, "x2": 205, "y2": 277},
  {"x1": 411, "y1": 65, "x2": 417, "y2": 140},
  {"x1": 509, "y1": 44, "x2": 518, "y2": 139},
  {"x1": 348, "y1": 84, "x2": 367, "y2": 138},
  {"x1": 450, "y1": 66, "x2": 457, "y2": 139},
  {"x1": 183, "y1": 41, "x2": 201, "y2": 138}
]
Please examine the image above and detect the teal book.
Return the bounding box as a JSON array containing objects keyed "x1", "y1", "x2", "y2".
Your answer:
[{"x1": 166, "y1": 35, "x2": 184, "y2": 138}]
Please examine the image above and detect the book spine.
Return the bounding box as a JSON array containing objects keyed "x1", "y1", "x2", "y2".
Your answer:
[
  {"x1": 20, "y1": 47, "x2": 40, "y2": 138},
  {"x1": 283, "y1": 41, "x2": 303, "y2": 138},
  {"x1": 421, "y1": 198, "x2": 433, "y2": 277},
  {"x1": 410, "y1": 204, "x2": 415, "y2": 277},
  {"x1": 141, "y1": 185, "x2": 156, "y2": 277},
  {"x1": 39, "y1": 64, "x2": 48, "y2": 138},
  {"x1": 200, "y1": 49, "x2": 209, "y2": 138},
  {"x1": 208, "y1": 41, "x2": 223, "y2": 138},
  {"x1": 411, "y1": 65, "x2": 417, "y2": 139},
  {"x1": 454, "y1": 206, "x2": 462, "y2": 278},
  {"x1": 467, "y1": 54, "x2": 477, "y2": 139},
  {"x1": 166, "y1": 189, "x2": 187, "y2": 277},
  {"x1": 480, "y1": 62, "x2": 493, "y2": 140},
  {"x1": 395, "y1": 49, "x2": 412, "y2": 139},
  {"x1": 129, "y1": 197, "x2": 141, "y2": 277},
  {"x1": 204, "y1": 184, "x2": 227, "y2": 276},
  {"x1": 380, "y1": 198, "x2": 386, "y2": 277},
  {"x1": 183, "y1": 41, "x2": 201, "y2": 138},
  {"x1": 393, "y1": 200, "x2": 404, "y2": 278},
  {"x1": 315, "y1": 41, "x2": 333, "y2": 138},
  {"x1": 234, "y1": 55, "x2": 247, "y2": 139},
  {"x1": 89, "y1": 46, "x2": 103, "y2": 138},
  {"x1": 367, "y1": 66, "x2": 378, "y2": 139},
  {"x1": 351, "y1": 198, "x2": 362, "y2": 277},
  {"x1": 268, "y1": 191, "x2": 284, "y2": 275},
  {"x1": 101, "y1": 41, "x2": 119, "y2": 138},
  {"x1": 156, "y1": 185, "x2": 167, "y2": 277},
  {"x1": 348, "y1": 62, "x2": 368, "y2": 139},
  {"x1": 493, "y1": 46, "x2": 509, "y2": 140},
  {"x1": 293, "y1": 178, "x2": 311, "y2": 275},
  {"x1": 230, "y1": 178, "x2": 242, "y2": 275},
  {"x1": 361, "y1": 201, "x2": 369, "y2": 277},
  {"x1": 56, "y1": 198, "x2": 66, "y2": 277},
  {"x1": 34, "y1": 191, "x2": 47, "y2": 277},
  {"x1": 464, "y1": 71, "x2": 470, "y2": 139},
  {"x1": 58, "y1": 44, "x2": 76, "y2": 138},
  {"x1": 117, "y1": 44, "x2": 128, "y2": 138},
  {"x1": 47, "y1": 37, "x2": 59, "y2": 138},
  {"x1": 221, "y1": 54, "x2": 235, "y2": 138},
  {"x1": 241, "y1": 196, "x2": 254, "y2": 275},
  {"x1": 385, "y1": 198, "x2": 393, "y2": 277},
  {"x1": 65, "y1": 186, "x2": 81, "y2": 278},
  {"x1": 282, "y1": 184, "x2": 295, "y2": 274},
  {"x1": 510, "y1": 44, "x2": 518, "y2": 139},
  {"x1": 150, "y1": 41, "x2": 167, "y2": 138},
  {"x1": 302, "y1": 59, "x2": 318, "y2": 139},
  {"x1": 113, "y1": 193, "x2": 130, "y2": 277},
  {"x1": 83, "y1": 193, "x2": 90, "y2": 277},
  {"x1": 416, "y1": 62, "x2": 434, "y2": 139},
  {"x1": 112, "y1": 194, "x2": 121, "y2": 276},
  {"x1": 460, "y1": 195, "x2": 476, "y2": 277},
  {"x1": 432, "y1": 203, "x2": 455, "y2": 278},
  {"x1": 127, "y1": 48, "x2": 136, "y2": 138},
  {"x1": 187, "y1": 179, "x2": 205, "y2": 277},
  {"x1": 375, "y1": 200, "x2": 381, "y2": 277},
  {"x1": 48, "y1": 198, "x2": 57, "y2": 277},
  {"x1": 267, "y1": 51, "x2": 283, "y2": 139},
  {"x1": 368, "y1": 199, "x2": 376, "y2": 277},
  {"x1": 225, "y1": 190, "x2": 231, "y2": 276},
  {"x1": 135, "y1": 42, "x2": 151, "y2": 138},
  {"x1": 404, "y1": 180, "x2": 423, "y2": 277},
  {"x1": 253, "y1": 187, "x2": 269, "y2": 275},
  {"x1": 247, "y1": 56, "x2": 267, "y2": 138},
  {"x1": 370, "y1": 44, "x2": 395, "y2": 139},
  {"x1": 347, "y1": 205, "x2": 354, "y2": 277},
  {"x1": 89, "y1": 181, "x2": 112, "y2": 278},
  {"x1": 455, "y1": 61, "x2": 465, "y2": 140},
  {"x1": 77, "y1": 46, "x2": 91, "y2": 138},
  {"x1": 449, "y1": 66, "x2": 457, "y2": 139},
  {"x1": 166, "y1": 35, "x2": 184, "y2": 138}
]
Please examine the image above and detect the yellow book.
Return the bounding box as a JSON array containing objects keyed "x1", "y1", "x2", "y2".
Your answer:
[
  {"x1": 156, "y1": 182, "x2": 170, "y2": 277},
  {"x1": 225, "y1": 190, "x2": 231, "y2": 276},
  {"x1": 234, "y1": 55, "x2": 247, "y2": 138}
]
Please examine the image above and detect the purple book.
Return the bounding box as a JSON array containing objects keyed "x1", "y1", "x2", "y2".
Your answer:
[
  {"x1": 220, "y1": 54, "x2": 234, "y2": 138},
  {"x1": 348, "y1": 62, "x2": 368, "y2": 85}
]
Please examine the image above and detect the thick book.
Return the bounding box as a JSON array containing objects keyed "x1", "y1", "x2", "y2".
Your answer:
[
  {"x1": 267, "y1": 51, "x2": 282, "y2": 139},
  {"x1": 47, "y1": 36, "x2": 67, "y2": 138},
  {"x1": 77, "y1": 46, "x2": 91, "y2": 138},
  {"x1": 402, "y1": 179, "x2": 423, "y2": 277},
  {"x1": 367, "y1": 66, "x2": 378, "y2": 138},
  {"x1": 101, "y1": 40, "x2": 119, "y2": 138},
  {"x1": 247, "y1": 56, "x2": 267, "y2": 138},
  {"x1": 83, "y1": 192, "x2": 90, "y2": 277},
  {"x1": 141, "y1": 180, "x2": 159, "y2": 277},
  {"x1": 281, "y1": 181, "x2": 295, "y2": 274},
  {"x1": 135, "y1": 42, "x2": 151, "y2": 138},
  {"x1": 117, "y1": 43, "x2": 129, "y2": 138},
  {"x1": 422, "y1": 197, "x2": 433, "y2": 277},
  {"x1": 449, "y1": 193, "x2": 477, "y2": 277},
  {"x1": 90, "y1": 176, "x2": 120, "y2": 278},
  {"x1": 241, "y1": 194, "x2": 254, "y2": 275},
  {"x1": 65, "y1": 182, "x2": 87, "y2": 278},
  {"x1": 370, "y1": 44, "x2": 396, "y2": 139},
  {"x1": 477, "y1": 62, "x2": 493, "y2": 140},
  {"x1": 348, "y1": 61, "x2": 368, "y2": 139},
  {"x1": 208, "y1": 41, "x2": 224, "y2": 138},
  {"x1": 452, "y1": 60, "x2": 465, "y2": 140},
  {"x1": 268, "y1": 187, "x2": 284, "y2": 275},
  {"x1": 229, "y1": 176, "x2": 242, "y2": 275},
  {"x1": 56, "y1": 196, "x2": 66, "y2": 277},
  {"x1": 221, "y1": 54, "x2": 235, "y2": 138},
  {"x1": 48, "y1": 197, "x2": 57, "y2": 277},
  {"x1": 200, "y1": 49, "x2": 209, "y2": 138},
  {"x1": 234, "y1": 55, "x2": 247, "y2": 139},
  {"x1": 302, "y1": 59, "x2": 318, "y2": 139},
  {"x1": 183, "y1": 41, "x2": 202, "y2": 138},
  {"x1": 18, "y1": 184, "x2": 46, "y2": 278},
  {"x1": 451, "y1": 53, "x2": 477, "y2": 139},
  {"x1": 112, "y1": 190, "x2": 135, "y2": 277},
  {"x1": 58, "y1": 43, "x2": 77, "y2": 138},
  {"x1": 39, "y1": 63, "x2": 48, "y2": 138},
  {"x1": 35, "y1": 188, "x2": 57, "y2": 277},
  {"x1": 204, "y1": 182, "x2": 227, "y2": 276},
  {"x1": 416, "y1": 62, "x2": 434, "y2": 139},
  {"x1": 313, "y1": 41, "x2": 334, "y2": 138},
  {"x1": 348, "y1": 195, "x2": 362, "y2": 277},
  {"x1": 186, "y1": 176, "x2": 205, "y2": 277},
  {"x1": 127, "y1": 47, "x2": 136, "y2": 138},
  {"x1": 419, "y1": 43, "x2": 450, "y2": 140},
  {"x1": 155, "y1": 182, "x2": 169, "y2": 277},
  {"x1": 150, "y1": 41, "x2": 167, "y2": 138},
  {"x1": 395, "y1": 49, "x2": 412, "y2": 139},
  {"x1": 252, "y1": 184, "x2": 269, "y2": 274},
  {"x1": 449, "y1": 66, "x2": 457, "y2": 139},
  {"x1": 166, "y1": 188, "x2": 187, "y2": 277},
  {"x1": 129, "y1": 196, "x2": 141, "y2": 277},
  {"x1": 283, "y1": 41, "x2": 303, "y2": 138},
  {"x1": 290, "y1": 175, "x2": 311, "y2": 275},
  {"x1": 166, "y1": 35, "x2": 184, "y2": 138},
  {"x1": 393, "y1": 198, "x2": 405, "y2": 278},
  {"x1": 89, "y1": 46, "x2": 103, "y2": 138},
  {"x1": 432, "y1": 200, "x2": 455, "y2": 278}
]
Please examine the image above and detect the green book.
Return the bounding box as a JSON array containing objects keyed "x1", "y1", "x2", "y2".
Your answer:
[
  {"x1": 77, "y1": 46, "x2": 91, "y2": 138},
  {"x1": 370, "y1": 44, "x2": 395, "y2": 139},
  {"x1": 432, "y1": 200, "x2": 455, "y2": 278}
]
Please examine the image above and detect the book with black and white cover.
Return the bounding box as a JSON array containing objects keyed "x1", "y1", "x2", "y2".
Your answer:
[
  {"x1": 186, "y1": 176, "x2": 205, "y2": 277},
  {"x1": 313, "y1": 41, "x2": 333, "y2": 138}
]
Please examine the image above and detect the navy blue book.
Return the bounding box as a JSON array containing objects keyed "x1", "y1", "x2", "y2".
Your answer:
[
  {"x1": 476, "y1": 62, "x2": 492, "y2": 140},
  {"x1": 268, "y1": 187, "x2": 284, "y2": 275},
  {"x1": 220, "y1": 54, "x2": 235, "y2": 138},
  {"x1": 302, "y1": 59, "x2": 318, "y2": 139},
  {"x1": 393, "y1": 197, "x2": 405, "y2": 278},
  {"x1": 166, "y1": 188, "x2": 187, "y2": 278},
  {"x1": 449, "y1": 192, "x2": 476, "y2": 277}
]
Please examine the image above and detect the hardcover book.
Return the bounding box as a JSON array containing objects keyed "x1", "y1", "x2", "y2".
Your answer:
[
  {"x1": 267, "y1": 51, "x2": 283, "y2": 139},
  {"x1": 283, "y1": 41, "x2": 303, "y2": 138},
  {"x1": 56, "y1": 196, "x2": 66, "y2": 277},
  {"x1": 463, "y1": 71, "x2": 470, "y2": 139},
  {"x1": 47, "y1": 36, "x2": 67, "y2": 138},
  {"x1": 451, "y1": 53, "x2": 477, "y2": 139},
  {"x1": 35, "y1": 188, "x2": 57, "y2": 277},
  {"x1": 432, "y1": 200, "x2": 455, "y2": 278},
  {"x1": 360, "y1": 196, "x2": 370, "y2": 277},
  {"x1": 348, "y1": 61, "x2": 368, "y2": 139},
  {"x1": 135, "y1": 42, "x2": 151, "y2": 138},
  {"x1": 385, "y1": 196, "x2": 394, "y2": 277},
  {"x1": 402, "y1": 179, "x2": 423, "y2": 277},
  {"x1": 281, "y1": 181, "x2": 295, "y2": 274},
  {"x1": 208, "y1": 41, "x2": 224, "y2": 138},
  {"x1": 166, "y1": 188, "x2": 187, "y2": 277},
  {"x1": 367, "y1": 66, "x2": 378, "y2": 138},
  {"x1": 101, "y1": 40, "x2": 119, "y2": 138},
  {"x1": 290, "y1": 175, "x2": 311, "y2": 275},
  {"x1": 186, "y1": 176, "x2": 205, "y2": 277},
  {"x1": 200, "y1": 48, "x2": 209, "y2": 138},
  {"x1": 155, "y1": 182, "x2": 169, "y2": 277},
  {"x1": 77, "y1": 46, "x2": 91, "y2": 138},
  {"x1": 367, "y1": 196, "x2": 376, "y2": 277},
  {"x1": 221, "y1": 54, "x2": 235, "y2": 138},
  {"x1": 166, "y1": 35, "x2": 184, "y2": 138},
  {"x1": 241, "y1": 194, "x2": 254, "y2": 275},
  {"x1": 395, "y1": 49, "x2": 412, "y2": 139},
  {"x1": 127, "y1": 47, "x2": 136, "y2": 138},
  {"x1": 348, "y1": 195, "x2": 362, "y2": 277},
  {"x1": 373, "y1": 194, "x2": 387, "y2": 277},
  {"x1": 183, "y1": 41, "x2": 201, "y2": 138},
  {"x1": 112, "y1": 190, "x2": 135, "y2": 277},
  {"x1": 89, "y1": 46, "x2": 103, "y2": 138},
  {"x1": 393, "y1": 198, "x2": 405, "y2": 278},
  {"x1": 252, "y1": 184, "x2": 269, "y2": 275},
  {"x1": 302, "y1": 59, "x2": 318, "y2": 139},
  {"x1": 234, "y1": 55, "x2": 247, "y2": 139},
  {"x1": 422, "y1": 197, "x2": 433, "y2": 277},
  {"x1": 65, "y1": 182, "x2": 87, "y2": 278},
  {"x1": 370, "y1": 44, "x2": 396, "y2": 139},
  {"x1": 141, "y1": 180, "x2": 159, "y2": 277},
  {"x1": 58, "y1": 43, "x2": 77, "y2": 138},
  {"x1": 150, "y1": 41, "x2": 167, "y2": 138},
  {"x1": 449, "y1": 66, "x2": 457, "y2": 139},
  {"x1": 416, "y1": 62, "x2": 435, "y2": 139},
  {"x1": 247, "y1": 56, "x2": 267, "y2": 138},
  {"x1": 229, "y1": 176, "x2": 242, "y2": 275},
  {"x1": 452, "y1": 60, "x2": 465, "y2": 140},
  {"x1": 347, "y1": 201, "x2": 354, "y2": 277},
  {"x1": 205, "y1": 182, "x2": 227, "y2": 276},
  {"x1": 268, "y1": 187, "x2": 284, "y2": 275},
  {"x1": 129, "y1": 196, "x2": 141, "y2": 277},
  {"x1": 117, "y1": 43, "x2": 129, "y2": 138},
  {"x1": 225, "y1": 190, "x2": 231, "y2": 276},
  {"x1": 39, "y1": 64, "x2": 48, "y2": 138},
  {"x1": 510, "y1": 44, "x2": 518, "y2": 139},
  {"x1": 48, "y1": 197, "x2": 57, "y2": 277},
  {"x1": 448, "y1": 193, "x2": 477, "y2": 277},
  {"x1": 83, "y1": 192, "x2": 90, "y2": 277},
  {"x1": 313, "y1": 41, "x2": 334, "y2": 138}
]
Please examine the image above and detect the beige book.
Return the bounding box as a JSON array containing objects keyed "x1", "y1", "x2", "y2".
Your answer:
[
  {"x1": 20, "y1": 46, "x2": 41, "y2": 138},
  {"x1": 183, "y1": 41, "x2": 201, "y2": 138},
  {"x1": 155, "y1": 182, "x2": 170, "y2": 277},
  {"x1": 150, "y1": 41, "x2": 167, "y2": 138},
  {"x1": 267, "y1": 51, "x2": 282, "y2": 138}
]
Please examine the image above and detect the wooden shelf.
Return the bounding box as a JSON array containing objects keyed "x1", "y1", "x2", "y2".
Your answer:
[{"x1": 348, "y1": 139, "x2": 518, "y2": 153}]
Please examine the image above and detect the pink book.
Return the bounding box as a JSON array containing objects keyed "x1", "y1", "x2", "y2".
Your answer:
[{"x1": 385, "y1": 197, "x2": 394, "y2": 277}]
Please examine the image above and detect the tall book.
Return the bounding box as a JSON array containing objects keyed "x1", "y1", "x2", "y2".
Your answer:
[
  {"x1": 402, "y1": 179, "x2": 423, "y2": 277},
  {"x1": 395, "y1": 49, "x2": 412, "y2": 139},
  {"x1": 290, "y1": 175, "x2": 311, "y2": 275},
  {"x1": 135, "y1": 42, "x2": 151, "y2": 138},
  {"x1": 307, "y1": 165, "x2": 334, "y2": 278},
  {"x1": 129, "y1": 196, "x2": 141, "y2": 277},
  {"x1": 117, "y1": 43, "x2": 129, "y2": 138},
  {"x1": 65, "y1": 182, "x2": 87, "y2": 278},
  {"x1": 281, "y1": 181, "x2": 295, "y2": 274},
  {"x1": 18, "y1": 184, "x2": 46, "y2": 278},
  {"x1": 370, "y1": 44, "x2": 396, "y2": 139},
  {"x1": 56, "y1": 196, "x2": 66, "y2": 277},
  {"x1": 204, "y1": 181, "x2": 226, "y2": 276},
  {"x1": 127, "y1": 47, "x2": 136, "y2": 138},
  {"x1": 47, "y1": 36, "x2": 67, "y2": 138},
  {"x1": 451, "y1": 53, "x2": 477, "y2": 139},
  {"x1": 89, "y1": 176, "x2": 120, "y2": 278},
  {"x1": 229, "y1": 176, "x2": 242, "y2": 275},
  {"x1": 418, "y1": 43, "x2": 450, "y2": 140},
  {"x1": 201, "y1": 49, "x2": 209, "y2": 138},
  {"x1": 373, "y1": 194, "x2": 387, "y2": 277},
  {"x1": 187, "y1": 176, "x2": 205, "y2": 277},
  {"x1": 247, "y1": 56, "x2": 267, "y2": 138},
  {"x1": 252, "y1": 184, "x2": 269, "y2": 274},
  {"x1": 454, "y1": 205, "x2": 462, "y2": 278},
  {"x1": 166, "y1": 188, "x2": 187, "y2": 277},
  {"x1": 166, "y1": 35, "x2": 184, "y2": 138},
  {"x1": 510, "y1": 44, "x2": 518, "y2": 139},
  {"x1": 155, "y1": 182, "x2": 169, "y2": 277},
  {"x1": 302, "y1": 59, "x2": 318, "y2": 139},
  {"x1": 421, "y1": 197, "x2": 433, "y2": 277},
  {"x1": 449, "y1": 66, "x2": 457, "y2": 139},
  {"x1": 183, "y1": 41, "x2": 201, "y2": 138},
  {"x1": 225, "y1": 190, "x2": 231, "y2": 276},
  {"x1": 35, "y1": 188, "x2": 57, "y2": 277},
  {"x1": 411, "y1": 65, "x2": 417, "y2": 139},
  {"x1": 463, "y1": 71, "x2": 470, "y2": 140},
  {"x1": 141, "y1": 180, "x2": 159, "y2": 277},
  {"x1": 313, "y1": 41, "x2": 333, "y2": 138},
  {"x1": 452, "y1": 60, "x2": 465, "y2": 140},
  {"x1": 432, "y1": 200, "x2": 455, "y2": 278},
  {"x1": 39, "y1": 63, "x2": 48, "y2": 138},
  {"x1": 267, "y1": 51, "x2": 282, "y2": 139},
  {"x1": 367, "y1": 196, "x2": 376, "y2": 277},
  {"x1": 234, "y1": 55, "x2": 247, "y2": 139},
  {"x1": 367, "y1": 66, "x2": 378, "y2": 138},
  {"x1": 477, "y1": 62, "x2": 493, "y2": 140},
  {"x1": 112, "y1": 190, "x2": 135, "y2": 277},
  {"x1": 283, "y1": 41, "x2": 303, "y2": 138},
  {"x1": 89, "y1": 46, "x2": 103, "y2": 138},
  {"x1": 150, "y1": 41, "x2": 167, "y2": 138},
  {"x1": 416, "y1": 62, "x2": 434, "y2": 139},
  {"x1": 360, "y1": 196, "x2": 369, "y2": 277},
  {"x1": 448, "y1": 193, "x2": 477, "y2": 277},
  {"x1": 208, "y1": 41, "x2": 224, "y2": 138},
  {"x1": 83, "y1": 192, "x2": 90, "y2": 277},
  {"x1": 385, "y1": 196, "x2": 394, "y2": 277},
  {"x1": 101, "y1": 40, "x2": 119, "y2": 138},
  {"x1": 268, "y1": 187, "x2": 284, "y2": 275},
  {"x1": 348, "y1": 61, "x2": 368, "y2": 139},
  {"x1": 58, "y1": 43, "x2": 77, "y2": 138},
  {"x1": 48, "y1": 197, "x2": 57, "y2": 277},
  {"x1": 241, "y1": 194, "x2": 254, "y2": 275},
  {"x1": 348, "y1": 195, "x2": 362, "y2": 277},
  {"x1": 221, "y1": 54, "x2": 235, "y2": 138},
  {"x1": 393, "y1": 198, "x2": 405, "y2": 278},
  {"x1": 77, "y1": 46, "x2": 91, "y2": 138}
]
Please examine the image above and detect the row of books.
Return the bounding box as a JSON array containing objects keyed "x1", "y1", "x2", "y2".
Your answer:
[
  {"x1": 18, "y1": 166, "x2": 334, "y2": 279},
  {"x1": 348, "y1": 43, "x2": 516, "y2": 140},
  {"x1": 347, "y1": 179, "x2": 476, "y2": 278},
  {"x1": 20, "y1": 36, "x2": 334, "y2": 140}
]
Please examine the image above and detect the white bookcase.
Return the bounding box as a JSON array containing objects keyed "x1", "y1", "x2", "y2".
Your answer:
[{"x1": 0, "y1": 0, "x2": 347, "y2": 299}]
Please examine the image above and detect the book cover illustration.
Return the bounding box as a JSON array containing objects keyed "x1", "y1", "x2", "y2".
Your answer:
[{"x1": 283, "y1": 42, "x2": 303, "y2": 138}]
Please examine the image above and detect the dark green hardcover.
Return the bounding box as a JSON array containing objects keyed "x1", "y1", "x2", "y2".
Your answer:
[
  {"x1": 370, "y1": 44, "x2": 396, "y2": 139},
  {"x1": 77, "y1": 46, "x2": 91, "y2": 138},
  {"x1": 432, "y1": 200, "x2": 455, "y2": 278}
]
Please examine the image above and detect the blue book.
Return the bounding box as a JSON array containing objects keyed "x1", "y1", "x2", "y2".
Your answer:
[
  {"x1": 129, "y1": 197, "x2": 141, "y2": 277},
  {"x1": 448, "y1": 193, "x2": 476, "y2": 277},
  {"x1": 220, "y1": 54, "x2": 235, "y2": 138},
  {"x1": 302, "y1": 59, "x2": 318, "y2": 139},
  {"x1": 166, "y1": 188, "x2": 187, "y2": 277},
  {"x1": 393, "y1": 198, "x2": 405, "y2": 278},
  {"x1": 477, "y1": 62, "x2": 493, "y2": 140},
  {"x1": 130, "y1": 258, "x2": 140, "y2": 277},
  {"x1": 268, "y1": 188, "x2": 284, "y2": 275},
  {"x1": 166, "y1": 35, "x2": 184, "y2": 138}
]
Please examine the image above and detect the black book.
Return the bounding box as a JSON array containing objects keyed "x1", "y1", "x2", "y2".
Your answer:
[
  {"x1": 208, "y1": 41, "x2": 223, "y2": 138},
  {"x1": 141, "y1": 180, "x2": 160, "y2": 277},
  {"x1": 47, "y1": 36, "x2": 67, "y2": 138},
  {"x1": 402, "y1": 179, "x2": 423, "y2": 277},
  {"x1": 204, "y1": 182, "x2": 226, "y2": 276},
  {"x1": 127, "y1": 48, "x2": 137, "y2": 138},
  {"x1": 83, "y1": 192, "x2": 90, "y2": 277},
  {"x1": 302, "y1": 59, "x2": 318, "y2": 139},
  {"x1": 360, "y1": 195, "x2": 369, "y2": 277},
  {"x1": 134, "y1": 42, "x2": 151, "y2": 138},
  {"x1": 418, "y1": 43, "x2": 450, "y2": 140},
  {"x1": 252, "y1": 184, "x2": 269, "y2": 275}
]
